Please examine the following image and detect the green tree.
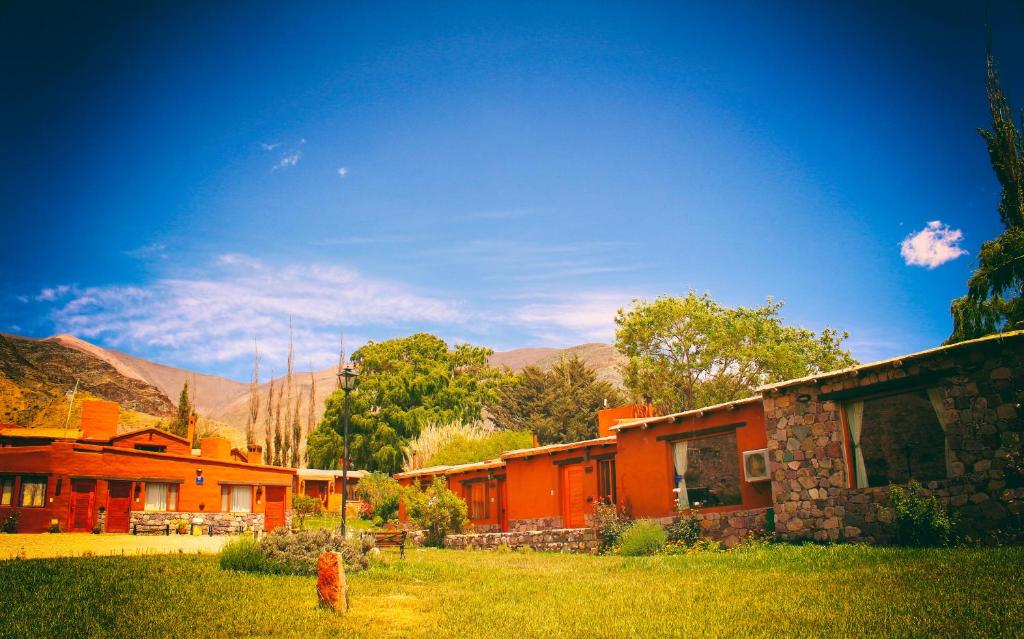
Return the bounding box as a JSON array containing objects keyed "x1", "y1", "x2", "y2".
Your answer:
[
  {"x1": 614, "y1": 293, "x2": 855, "y2": 412},
  {"x1": 170, "y1": 381, "x2": 192, "y2": 438},
  {"x1": 316, "y1": 333, "x2": 508, "y2": 474},
  {"x1": 305, "y1": 423, "x2": 345, "y2": 469},
  {"x1": 402, "y1": 477, "x2": 469, "y2": 547},
  {"x1": 949, "y1": 49, "x2": 1024, "y2": 342},
  {"x1": 489, "y1": 355, "x2": 623, "y2": 445},
  {"x1": 427, "y1": 430, "x2": 534, "y2": 466}
]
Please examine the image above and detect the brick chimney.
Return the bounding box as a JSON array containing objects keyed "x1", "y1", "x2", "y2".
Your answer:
[
  {"x1": 247, "y1": 443, "x2": 263, "y2": 464},
  {"x1": 186, "y1": 414, "x2": 196, "y2": 447},
  {"x1": 200, "y1": 436, "x2": 232, "y2": 460},
  {"x1": 80, "y1": 401, "x2": 119, "y2": 440}
]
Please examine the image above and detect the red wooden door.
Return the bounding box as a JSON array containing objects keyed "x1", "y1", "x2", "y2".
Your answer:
[
  {"x1": 496, "y1": 478, "x2": 509, "y2": 532},
  {"x1": 70, "y1": 479, "x2": 96, "y2": 531},
  {"x1": 561, "y1": 465, "x2": 586, "y2": 528},
  {"x1": 106, "y1": 481, "x2": 132, "y2": 533},
  {"x1": 264, "y1": 487, "x2": 286, "y2": 532}
]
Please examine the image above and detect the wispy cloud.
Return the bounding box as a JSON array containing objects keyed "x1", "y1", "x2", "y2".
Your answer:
[
  {"x1": 123, "y1": 242, "x2": 168, "y2": 260},
  {"x1": 508, "y1": 292, "x2": 636, "y2": 344},
  {"x1": 36, "y1": 285, "x2": 73, "y2": 302},
  {"x1": 273, "y1": 152, "x2": 302, "y2": 170},
  {"x1": 43, "y1": 256, "x2": 464, "y2": 368},
  {"x1": 260, "y1": 142, "x2": 281, "y2": 151},
  {"x1": 337, "y1": 167, "x2": 348, "y2": 178},
  {"x1": 264, "y1": 138, "x2": 306, "y2": 171},
  {"x1": 900, "y1": 220, "x2": 967, "y2": 269}
]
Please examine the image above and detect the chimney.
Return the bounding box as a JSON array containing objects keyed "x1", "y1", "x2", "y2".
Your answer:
[
  {"x1": 247, "y1": 443, "x2": 263, "y2": 465},
  {"x1": 80, "y1": 401, "x2": 119, "y2": 440},
  {"x1": 532, "y1": 432, "x2": 539, "y2": 448},
  {"x1": 186, "y1": 414, "x2": 196, "y2": 447},
  {"x1": 199, "y1": 436, "x2": 232, "y2": 461}
]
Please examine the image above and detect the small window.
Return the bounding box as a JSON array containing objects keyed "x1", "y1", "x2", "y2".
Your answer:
[
  {"x1": 468, "y1": 482, "x2": 488, "y2": 520},
  {"x1": 221, "y1": 485, "x2": 253, "y2": 513},
  {"x1": 845, "y1": 388, "x2": 950, "y2": 488},
  {"x1": 0, "y1": 477, "x2": 13, "y2": 505},
  {"x1": 144, "y1": 483, "x2": 179, "y2": 511},
  {"x1": 20, "y1": 477, "x2": 46, "y2": 507},
  {"x1": 134, "y1": 444, "x2": 167, "y2": 453},
  {"x1": 597, "y1": 459, "x2": 617, "y2": 504}
]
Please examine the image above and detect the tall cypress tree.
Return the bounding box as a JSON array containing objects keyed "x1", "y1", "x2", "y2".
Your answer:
[{"x1": 173, "y1": 381, "x2": 192, "y2": 438}]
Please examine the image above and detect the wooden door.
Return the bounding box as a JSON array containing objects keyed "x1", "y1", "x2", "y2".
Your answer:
[
  {"x1": 264, "y1": 486, "x2": 286, "y2": 532},
  {"x1": 70, "y1": 479, "x2": 96, "y2": 531},
  {"x1": 561, "y1": 465, "x2": 586, "y2": 528},
  {"x1": 106, "y1": 481, "x2": 132, "y2": 533},
  {"x1": 496, "y1": 478, "x2": 509, "y2": 532}
]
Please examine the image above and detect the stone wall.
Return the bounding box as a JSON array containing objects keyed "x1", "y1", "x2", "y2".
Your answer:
[
  {"x1": 130, "y1": 511, "x2": 267, "y2": 535},
  {"x1": 764, "y1": 334, "x2": 1023, "y2": 543},
  {"x1": 690, "y1": 506, "x2": 772, "y2": 547},
  {"x1": 445, "y1": 527, "x2": 601, "y2": 553},
  {"x1": 508, "y1": 516, "x2": 563, "y2": 532}
]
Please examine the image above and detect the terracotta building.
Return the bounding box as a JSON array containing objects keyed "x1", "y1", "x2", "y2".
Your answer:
[
  {"x1": 0, "y1": 400, "x2": 295, "y2": 534},
  {"x1": 394, "y1": 460, "x2": 509, "y2": 532},
  {"x1": 296, "y1": 468, "x2": 367, "y2": 517}
]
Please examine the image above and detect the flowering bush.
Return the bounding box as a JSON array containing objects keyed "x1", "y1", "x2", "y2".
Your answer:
[
  {"x1": 402, "y1": 477, "x2": 468, "y2": 547},
  {"x1": 591, "y1": 502, "x2": 630, "y2": 551},
  {"x1": 220, "y1": 528, "x2": 374, "y2": 575}
]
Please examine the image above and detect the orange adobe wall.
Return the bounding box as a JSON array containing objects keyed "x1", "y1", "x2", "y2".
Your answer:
[
  {"x1": 80, "y1": 400, "x2": 119, "y2": 440},
  {"x1": 502, "y1": 438, "x2": 616, "y2": 531},
  {"x1": 445, "y1": 463, "x2": 507, "y2": 532},
  {"x1": 613, "y1": 399, "x2": 771, "y2": 520},
  {"x1": 597, "y1": 404, "x2": 657, "y2": 437}
]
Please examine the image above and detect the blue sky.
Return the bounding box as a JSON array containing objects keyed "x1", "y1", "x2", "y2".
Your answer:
[{"x1": 2, "y1": 1, "x2": 1022, "y2": 380}]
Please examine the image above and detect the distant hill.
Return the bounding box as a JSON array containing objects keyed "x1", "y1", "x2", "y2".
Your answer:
[
  {"x1": 489, "y1": 343, "x2": 625, "y2": 388},
  {"x1": 1, "y1": 333, "x2": 626, "y2": 444}
]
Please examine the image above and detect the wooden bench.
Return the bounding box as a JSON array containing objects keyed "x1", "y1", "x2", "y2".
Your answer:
[{"x1": 363, "y1": 530, "x2": 407, "y2": 558}]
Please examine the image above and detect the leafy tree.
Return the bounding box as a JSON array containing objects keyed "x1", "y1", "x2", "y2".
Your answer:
[
  {"x1": 427, "y1": 430, "x2": 534, "y2": 466},
  {"x1": 354, "y1": 472, "x2": 403, "y2": 523},
  {"x1": 614, "y1": 293, "x2": 855, "y2": 412},
  {"x1": 489, "y1": 355, "x2": 623, "y2": 445},
  {"x1": 402, "y1": 477, "x2": 469, "y2": 547},
  {"x1": 170, "y1": 381, "x2": 192, "y2": 438},
  {"x1": 305, "y1": 424, "x2": 345, "y2": 469},
  {"x1": 316, "y1": 333, "x2": 508, "y2": 474},
  {"x1": 949, "y1": 49, "x2": 1024, "y2": 342},
  {"x1": 291, "y1": 494, "x2": 322, "y2": 530}
]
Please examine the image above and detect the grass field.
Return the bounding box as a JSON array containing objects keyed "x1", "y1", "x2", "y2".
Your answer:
[{"x1": 1, "y1": 544, "x2": 1022, "y2": 638}]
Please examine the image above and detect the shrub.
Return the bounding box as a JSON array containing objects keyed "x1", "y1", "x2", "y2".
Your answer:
[
  {"x1": 292, "y1": 494, "x2": 323, "y2": 529},
  {"x1": 618, "y1": 520, "x2": 667, "y2": 557},
  {"x1": 356, "y1": 472, "x2": 402, "y2": 524},
  {"x1": 591, "y1": 502, "x2": 630, "y2": 551},
  {"x1": 665, "y1": 514, "x2": 701, "y2": 547},
  {"x1": 403, "y1": 477, "x2": 469, "y2": 547},
  {"x1": 220, "y1": 529, "x2": 373, "y2": 575},
  {"x1": 888, "y1": 480, "x2": 957, "y2": 547},
  {"x1": 47, "y1": 522, "x2": 61, "y2": 534},
  {"x1": 2, "y1": 512, "x2": 18, "y2": 533}
]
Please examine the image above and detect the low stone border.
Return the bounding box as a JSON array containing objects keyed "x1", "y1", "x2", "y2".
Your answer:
[
  {"x1": 129, "y1": 511, "x2": 265, "y2": 535},
  {"x1": 444, "y1": 527, "x2": 601, "y2": 553}
]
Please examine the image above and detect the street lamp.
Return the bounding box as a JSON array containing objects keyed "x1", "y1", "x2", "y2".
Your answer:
[{"x1": 337, "y1": 365, "x2": 358, "y2": 536}]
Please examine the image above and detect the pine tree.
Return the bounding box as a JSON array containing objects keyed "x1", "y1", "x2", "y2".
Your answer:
[
  {"x1": 173, "y1": 381, "x2": 192, "y2": 438},
  {"x1": 949, "y1": 45, "x2": 1024, "y2": 341}
]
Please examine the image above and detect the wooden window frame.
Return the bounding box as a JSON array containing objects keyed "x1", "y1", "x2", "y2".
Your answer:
[
  {"x1": 221, "y1": 484, "x2": 254, "y2": 513},
  {"x1": 0, "y1": 476, "x2": 14, "y2": 506},
  {"x1": 597, "y1": 458, "x2": 617, "y2": 504},
  {"x1": 143, "y1": 482, "x2": 179, "y2": 512},
  {"x1": 468, "y1": 482, "x2": 488, "y2": 520},
  {"x1": 19, "y1": 476, "x2": 47, "y2": 508}
]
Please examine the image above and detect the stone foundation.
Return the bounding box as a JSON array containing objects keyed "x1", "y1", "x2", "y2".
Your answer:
[
  {"x1": 508, "y1": 516, "x2": 563, "y2": 531},
  {"x1": 445, "y1": 527, "x2": 601, "y2": 553},
  {"x1": 690, "y1": 506, "x2": 772, "y2": 548},
  {"x1": 471, "y1": 523, "x2": 502, "y2": 533},
  {"x1": 130, "y1": 511, "x2": 266, "y2": 535}
]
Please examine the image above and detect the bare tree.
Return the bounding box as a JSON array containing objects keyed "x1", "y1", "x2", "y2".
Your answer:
[
  {"x1": 273, "y1": 378, "x2": 284, "y2": 466},
  {"x1": 335, "y1": 331, "x2": 346, "y2": 389},
  {"x1": 265, "y1": 375, "x2": 276, "y2": 465},
  {"x1": 282, "y1": 318, "x2": 295, "y2": 466},
  {"x1": 246, "y1": 340, "x2": 260, "y2": 446}
]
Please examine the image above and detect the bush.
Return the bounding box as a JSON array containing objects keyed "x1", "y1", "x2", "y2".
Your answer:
[
  {"x1": 291, "y1": 494, "x2": 323, "y2": 529},
  {"x1": 219, "y1": 529, "x2": 373, "y2": 575},
  {"x1": 2, "y1": 512, "x2": 18, "y2": 533},
  {"x1": 356, "y1": 472, "x2": 402, "y2": 524},
  {"x1": 888, "y1": 480, "x2": 957, "y2": 547},
  {"x1": 591, "y1": 502, "x2": 630, "y2": 551},
  {"x1": 665, "y1": 514, "x2": 701, "y2": 547},
  {"x1": 47, "y1": 522, "x2": 61, "y2": 534},
  {"x1": 618, "y1": 520, "x2": 667, "y2": 557},
  {"x1": 403, "y1": 477, "x2": 469, "y2": 547}
]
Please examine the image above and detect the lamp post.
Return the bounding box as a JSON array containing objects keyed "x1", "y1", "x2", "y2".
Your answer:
[{"x1": 337, "y1": 365, "x2": 358, "y2": 536}]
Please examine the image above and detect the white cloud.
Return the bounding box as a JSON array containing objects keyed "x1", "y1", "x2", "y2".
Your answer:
[
  {"x1": 508, "y1": 292, "x2": 634, "y2": 344},
  {"x1": 46, "y1": 256, "x2": 464, "y2": 368},
  {"x1": 273, "y1": 152, "x2": 301, "y2": 170},
  {"x1": 36, "y1": 285, "x2": 73, "y2": 302},
  {"x1": 900, "y1": 220, "x2": 967, "y2": 269},
  {"x1": 337, "y1": 167, "x2": 348, "y2": 178},
  {"x1": 260, "y1": 142, "x2": 281, "y2": 151},
  {"x1": 123, "y1": 242, "x2": 168, "y2": 260}
]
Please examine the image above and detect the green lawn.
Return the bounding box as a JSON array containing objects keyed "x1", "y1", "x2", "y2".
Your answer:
[
  {"x1": 1, "y1": 544, "x2": 1022, "y2": 638},
  {"x1": 299, "y1": 514, "x2": 375, "y2": 533}
]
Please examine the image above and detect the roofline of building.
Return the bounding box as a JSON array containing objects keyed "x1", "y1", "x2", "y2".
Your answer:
[
  {"x1": 65, "y1": 441, "x2": 297, "y2": 473},
  {"x1": 393, "y1": 465, "x2": 452, "y2": 480},
  {"x1": 500, "y1": 436, "x2": 616, "y2": 460},
  {"x1": 609, "y1": 396, "x2": 763, "y2": 432},
  {"x1": 758, "y1": 329, "x2": 1024, "y2": 393},
  {"x1": 443, "y1": 459, "x2": 505, "y2": 475}
]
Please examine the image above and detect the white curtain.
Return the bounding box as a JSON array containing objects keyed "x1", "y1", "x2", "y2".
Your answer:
[
  {"x1": 926, "y1": 387, "x2": 955, "y2": 478},
  {"x1": 144, "y1": 483, "x2": 168, "y2": 511},
  {"x1": 673, "y1": 441, "x2": 690, "y2": 509},
  {"x1": 846, "y1": 401, "x2": 868, "y2": 488},
  {"x1": 231, "y1": 485, "x2": 253, "y2": 513}
]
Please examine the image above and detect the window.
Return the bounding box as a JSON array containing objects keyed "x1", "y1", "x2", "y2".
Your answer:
[
  {"x1": 20, "y1": 477, "x2": 46, "y2": 507},
  {"x1": 597, "y1": 459, "x2": 617, "y2": 503},
  {"x1": 221, "y1": 485, "x2": 253, "y2": 513},
  {"x1": 467, "y1": 482, "x2": 488, "y2": 520},
  {"x1": 0, "y1": 477, "x2": 13, "y2": 505},
  {"x1": 844, "y1": 388, "x2": 950, "y2": 488},
  {"x1": 134, "y1": 444, "x2": 166, "y2": 453},
  {"x1": 671, "y1": 431, "x2": 742, "y2": 509},
  {"x1": 144, "y1": 483, "x2": 179, "y2": 511}
]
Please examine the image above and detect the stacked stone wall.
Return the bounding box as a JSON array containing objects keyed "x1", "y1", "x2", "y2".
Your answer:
[
  {"x1": 129, "y1": 511, "x2": 267, "y2": 535},
  {"x1": 444, "y1": 527, "x2": 601, "y2": 553},
  {"x1": 508, "y1": 516, "x2": 563, "y2": 531},
  {"x1": 765, "y1": 335, "x2": 1023, "y2": 543}
]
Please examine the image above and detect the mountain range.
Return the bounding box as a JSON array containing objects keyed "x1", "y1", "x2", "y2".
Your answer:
[{"x1": 0, "y1": 333, "x2": 625, "y2": 445}]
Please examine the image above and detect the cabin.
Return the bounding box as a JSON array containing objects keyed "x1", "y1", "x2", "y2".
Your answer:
[
  {"x1": 0, "y1": 400, "x2": 295, "y2": 534},
  {"x1": 444, "y1": 459, "x2": 508, "y2": 532},
  {"x1": 296, "y1": 468, "x2": 367, "y2": 517}
]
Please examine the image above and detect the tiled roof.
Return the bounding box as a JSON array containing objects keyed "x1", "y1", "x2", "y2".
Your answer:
[
  {"x1": 609, "y1": 396, "x2": 762, "y2": 432},
  {"x1": 500, "y1": 436, "x2": 616, "y2": 460},
  {"x1": 0, "y1": 427, "x2": 84, "y2": 439}
]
